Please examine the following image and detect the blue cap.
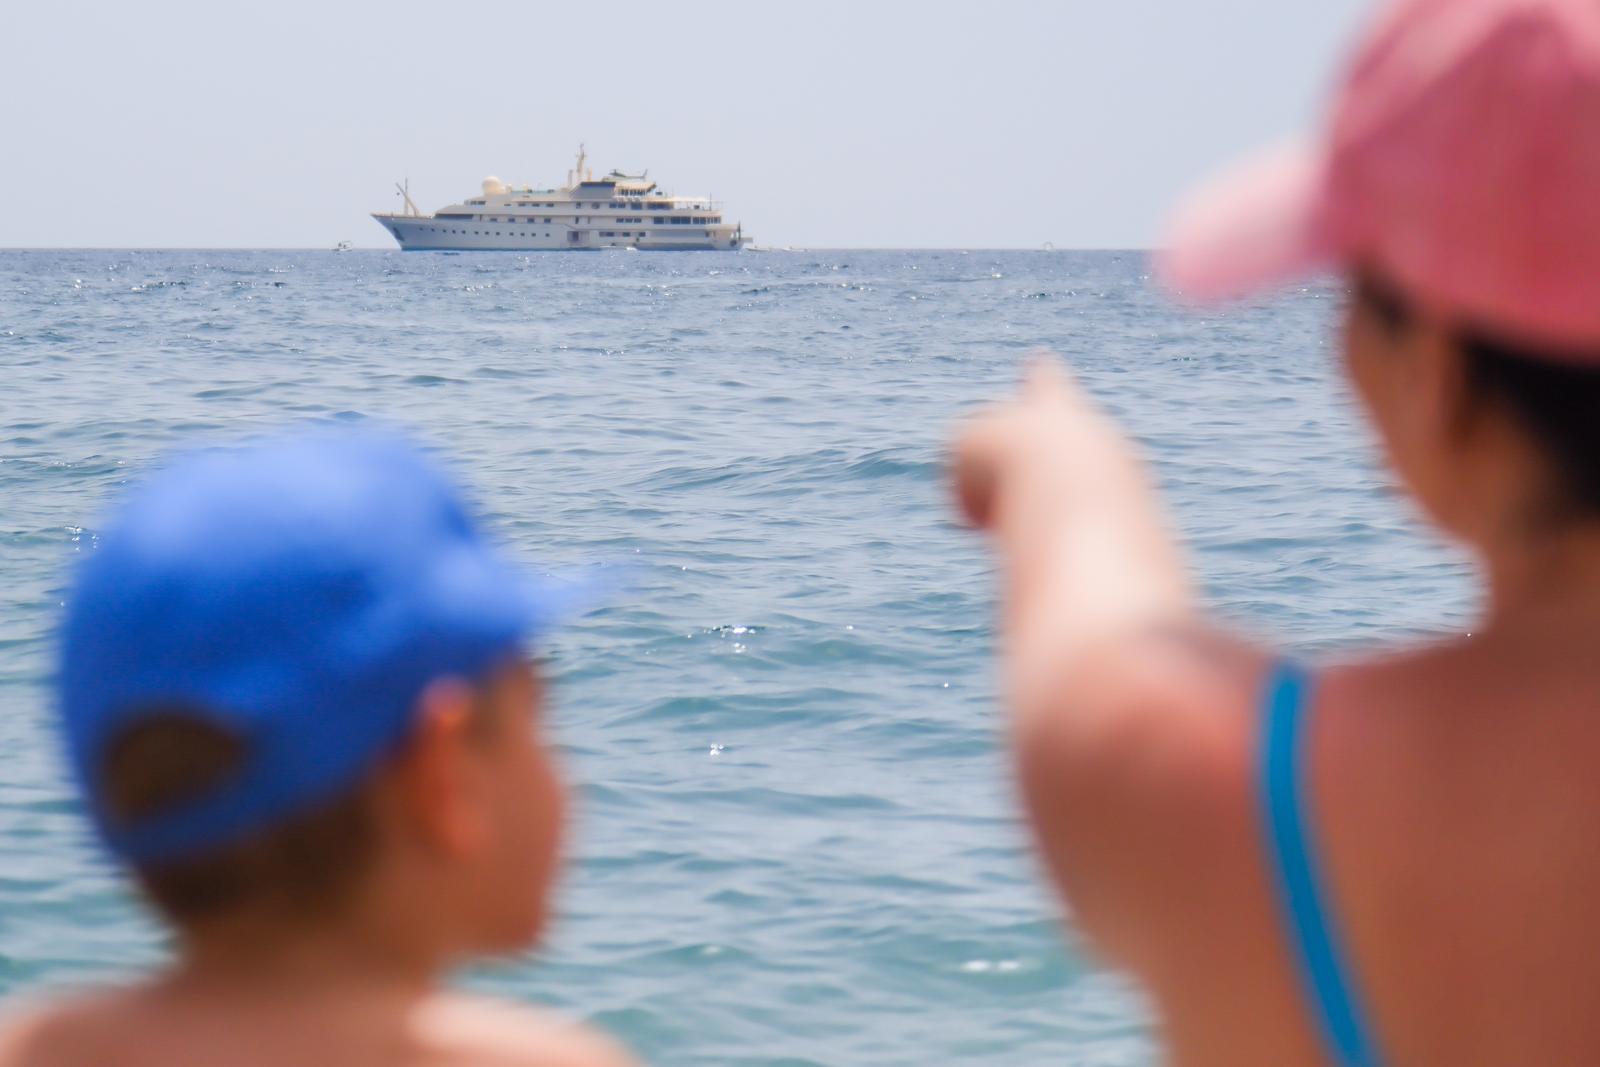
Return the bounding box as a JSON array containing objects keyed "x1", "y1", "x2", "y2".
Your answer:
[{"x1": 59, "y1": 427, "x2": 593, "y2": 865}]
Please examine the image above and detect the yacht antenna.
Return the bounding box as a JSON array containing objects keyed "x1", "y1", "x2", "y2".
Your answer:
[{"x1": 575, "y1": 143, "x2": 587, "y2": 184}]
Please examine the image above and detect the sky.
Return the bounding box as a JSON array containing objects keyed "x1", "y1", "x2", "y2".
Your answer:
[{"x1": 1, "y1": 0, "x2": 1371, "y2": 249}]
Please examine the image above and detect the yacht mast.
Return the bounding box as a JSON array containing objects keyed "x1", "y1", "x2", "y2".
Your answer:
[{"x1": 394, "y1": 179, "x2": 421, "y2": 217}]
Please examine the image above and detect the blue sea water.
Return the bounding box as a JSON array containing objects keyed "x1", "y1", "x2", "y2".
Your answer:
[{"x1": 0, "y1": 250, "x2": 1476, "y2": 1065}]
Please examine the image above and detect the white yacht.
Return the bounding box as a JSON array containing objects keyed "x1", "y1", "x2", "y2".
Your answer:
[{"x1": 372, "y1": 146, "x2": 747, "y2": 252}]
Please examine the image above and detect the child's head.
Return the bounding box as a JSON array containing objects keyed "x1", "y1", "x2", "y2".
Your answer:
[{"x1": 58, "y1": 429, "x2": 587, "y2": 955}]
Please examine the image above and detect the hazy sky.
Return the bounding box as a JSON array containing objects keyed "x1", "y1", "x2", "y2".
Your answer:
[{"x1": 2, "y1": 0, "x2": 1370, "y2": 249}]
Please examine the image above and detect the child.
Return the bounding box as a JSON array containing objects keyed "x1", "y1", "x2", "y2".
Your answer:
[{"x1": 1, "y1": 429, "x2": 632, "y2": 1067}]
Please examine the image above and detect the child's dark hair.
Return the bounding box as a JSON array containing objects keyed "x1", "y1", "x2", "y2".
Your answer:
[
  {"x1": 1357, "y1": 271, "x2": 1600, "y2": 518},
  {"x1": 101, "y1": 711, "x2": 380, "y2": 926}
]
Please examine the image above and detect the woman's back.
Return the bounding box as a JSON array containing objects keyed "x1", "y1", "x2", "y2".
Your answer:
[
  {"x1": 1327, "y1": 627, "x2": 1600, "y2": 1065},
  {"x1": 1118, "y1": 624, "x2": 1600, "y2": 1066}
]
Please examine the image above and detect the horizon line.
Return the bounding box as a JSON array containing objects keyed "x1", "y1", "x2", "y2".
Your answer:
[{"x1": 0, "y1": 246, "x2": 1157, "y2": 254}]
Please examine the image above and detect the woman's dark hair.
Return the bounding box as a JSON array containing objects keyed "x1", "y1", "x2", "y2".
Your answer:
[{"x1": 1357, "y1": 272, "x2": 1600, "y2": 519}]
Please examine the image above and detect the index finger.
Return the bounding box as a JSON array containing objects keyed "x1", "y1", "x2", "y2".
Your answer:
[{"x1": 1023, "y1": 350, "x2": 1080, "y2": 403}]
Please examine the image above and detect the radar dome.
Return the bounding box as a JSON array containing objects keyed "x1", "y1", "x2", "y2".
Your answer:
[{"x1": 482, "y1": 176, "x2": 507, "y2": 195}]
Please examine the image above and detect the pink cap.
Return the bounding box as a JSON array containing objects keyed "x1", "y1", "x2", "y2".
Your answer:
[{"x1": 1159, "y1": 0, "x2": 1600, "y2": 355}]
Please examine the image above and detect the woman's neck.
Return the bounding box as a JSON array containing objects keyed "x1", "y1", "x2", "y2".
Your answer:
[{"x1": 1480, "y1": 516, "x2": 1600, "y2": 627}]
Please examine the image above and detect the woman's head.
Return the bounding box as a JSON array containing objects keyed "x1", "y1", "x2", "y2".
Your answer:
[
  {"x1": 1162, "y1": 0, "x2": 1600, "y2": 355},
  {"x1": 1344, "y1": 269, "x2": 1600, "y2": 543},
  {"x1": 1157, "y1": 0, "x2": 1600, "y2": 550}
]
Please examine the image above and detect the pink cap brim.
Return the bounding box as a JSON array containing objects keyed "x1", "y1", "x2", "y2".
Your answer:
[{"x1": 1157, "y1": 141, "x2": 1340, "y2": 302}]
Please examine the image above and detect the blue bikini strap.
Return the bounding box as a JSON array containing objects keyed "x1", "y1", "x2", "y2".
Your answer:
[{"x1": 1259, "y1": 661, "x2": 1387, "y2": 1067}]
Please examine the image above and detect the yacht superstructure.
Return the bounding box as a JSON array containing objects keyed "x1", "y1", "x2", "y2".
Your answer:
[{"x1": 372, "y1": 146, "x2": 747, "y2": 251}]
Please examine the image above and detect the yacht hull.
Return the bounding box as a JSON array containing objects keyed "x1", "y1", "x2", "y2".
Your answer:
[{"x1": 371, "y1": 213, "x2": 746, "y2": 252}]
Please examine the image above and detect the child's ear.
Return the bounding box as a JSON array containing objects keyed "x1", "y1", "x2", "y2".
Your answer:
[{"x1": 395, "y1": 678, "x2": 487, "y2": 859}]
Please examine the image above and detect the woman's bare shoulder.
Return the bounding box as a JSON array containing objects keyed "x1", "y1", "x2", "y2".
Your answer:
[{"x1": 1014, "y1": 623, "x2": 1270, "y2": 791}]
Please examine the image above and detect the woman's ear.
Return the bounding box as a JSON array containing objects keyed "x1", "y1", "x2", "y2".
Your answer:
[
  {"x1": 1411, "y1": 318, "x2": 1477, "y2": 449},
  {"x1": 393, "y1": 678, "x2": 487, "y2": 859}
]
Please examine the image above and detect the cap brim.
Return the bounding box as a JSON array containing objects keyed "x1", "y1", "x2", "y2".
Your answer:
[
  {"x1": 434, "y1": 545, "x2": 621, "y2": 654},
  {"x1": 1156, "y1": 141, "x2": 1339, "y2": 302},
  {"x1": 517, "y1": 566, "x2": 620, "y2": 640}
]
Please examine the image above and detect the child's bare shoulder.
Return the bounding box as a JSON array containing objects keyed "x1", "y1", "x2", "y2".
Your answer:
[
  {"x1": 412, "y1": 993, "x2": 636, "y2": 1067},
  {"x1": 0, "y1": 990, "x2": 126, "y2": 1067},
  {"x1": 0, "y1": 1003, "x2": 42, "y2": 1067}
]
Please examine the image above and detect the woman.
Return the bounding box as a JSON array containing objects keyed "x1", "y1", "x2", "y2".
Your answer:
[{"x1": 953, "y1": 1, "x2": 1600, "y2": 1065}]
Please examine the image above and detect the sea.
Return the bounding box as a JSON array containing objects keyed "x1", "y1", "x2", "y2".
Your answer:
[{"x1": 0, "y1": 249, "x2": 1477, "y2": 1066}]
